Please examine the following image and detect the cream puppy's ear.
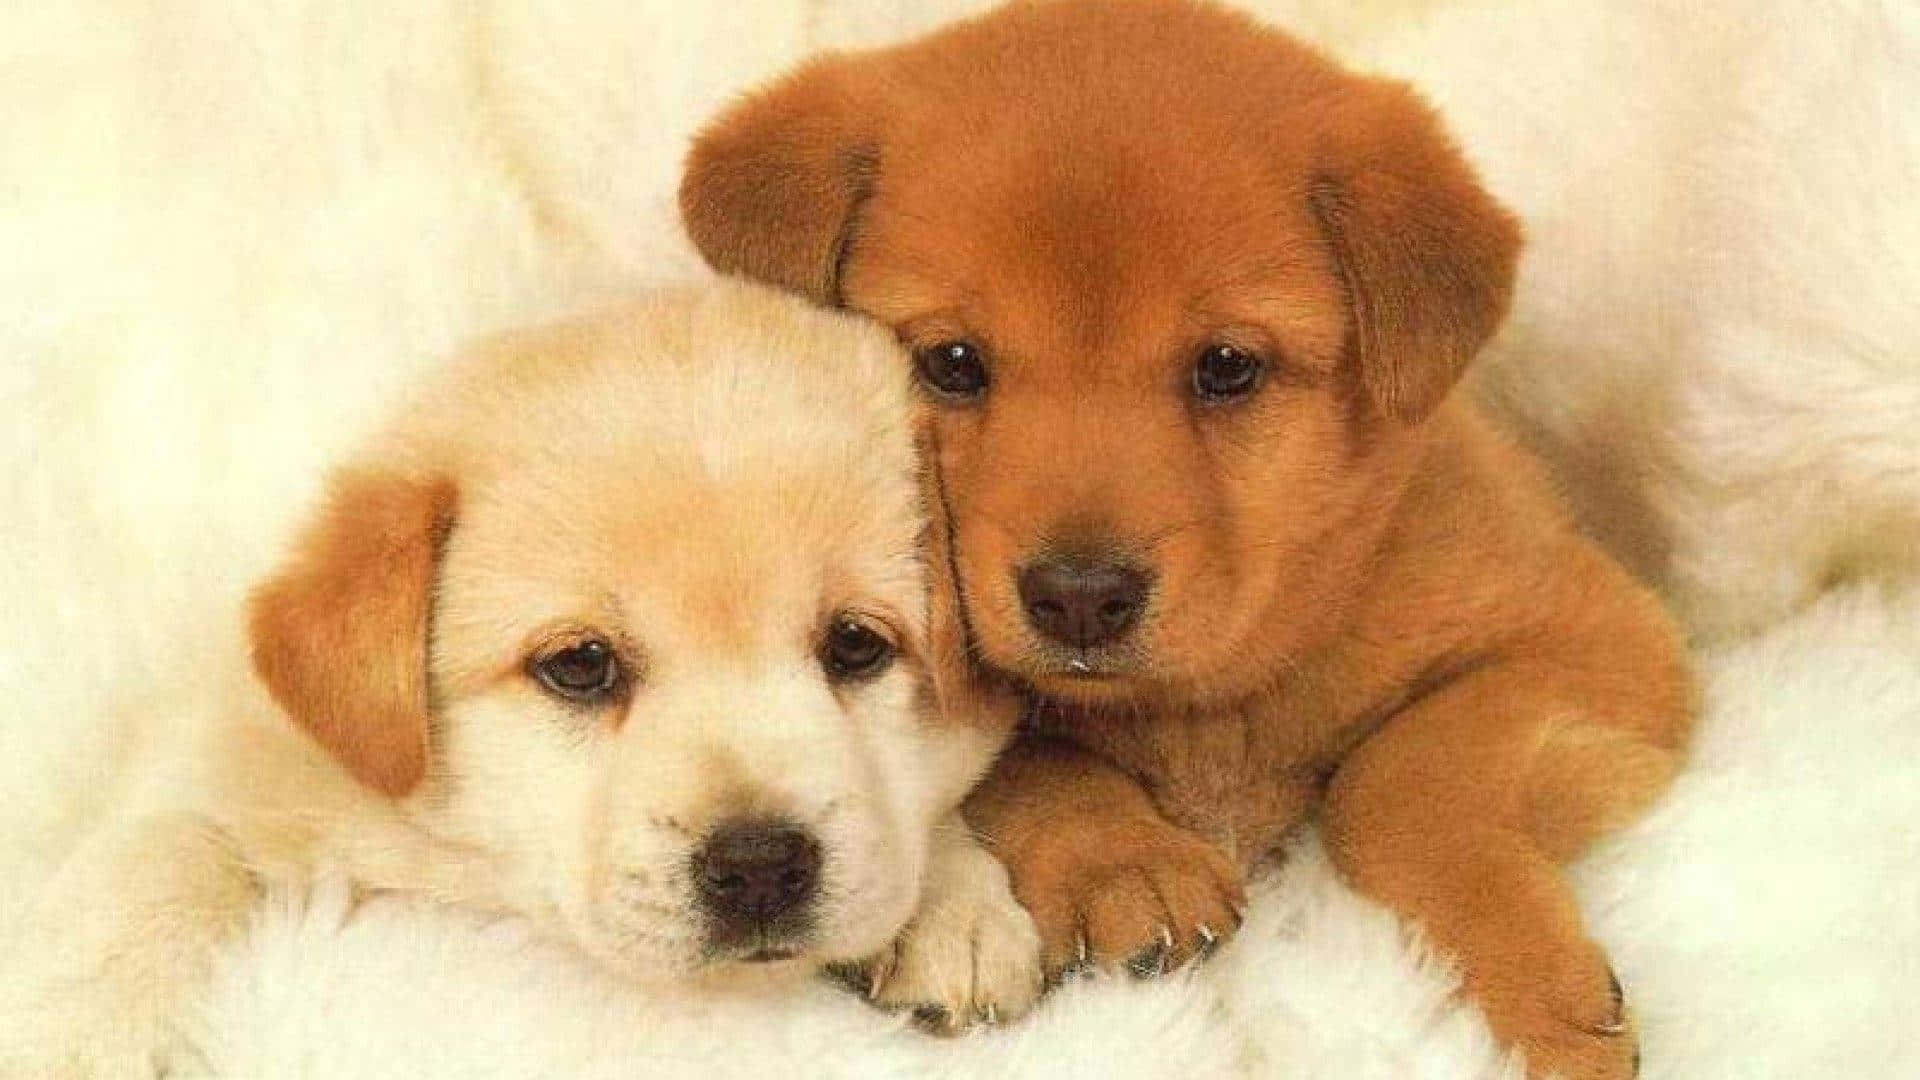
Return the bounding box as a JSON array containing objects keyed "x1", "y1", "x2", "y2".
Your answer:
[
  {"x1": 679, "y1": 55, "x2": 884, "y2": 305},
  {"x1": 1307, "y1": 79, "x2": 1523, "y2": 424},
  {"x1": 248, "y1": 466, "x2": 455, "y2": 797}
]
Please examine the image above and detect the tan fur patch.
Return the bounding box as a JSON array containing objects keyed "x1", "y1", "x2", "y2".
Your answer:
[{"x1": 248, "y1": 468, "x2": 454, "y2": 798}]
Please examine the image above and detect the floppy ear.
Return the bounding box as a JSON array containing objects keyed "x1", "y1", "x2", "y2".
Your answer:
[
  {"x1": 249, "y1": 467, "x2": 456, "y2": 798},
  {"x1": 1308, "y1": 79, "x2": 1521, "y2": 424},
  {"x1": 679, "y1": 56, "x2": 882, "y2": 304}
]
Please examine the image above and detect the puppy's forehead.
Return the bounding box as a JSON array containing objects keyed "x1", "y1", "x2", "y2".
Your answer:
[
  {"x1": 862, "y1": 134, "x2": 1341, "y2": 376},
  {"x1": 478, "y1": 453, "x2": 918, "y2": 639},
  {"x1": 437, "y1": 285, "x2": 925, "y2": 652},
  {"x1": 845, "y1": 0, "x2": 1355, "y2": 365}
]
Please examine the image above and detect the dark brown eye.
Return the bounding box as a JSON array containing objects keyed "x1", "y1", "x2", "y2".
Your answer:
[
  {"x1": 1193, "y1": 344, "x2": 1263, "y2": 401},
  {"x1": 532, "y1": 638, "x2": 621, "y2": 702},
  {"x1": 822, "y1": 616, "x2": 895, "y2": 682},
  {"x1": 913, "y1": 341, "x2": 989, "y2": 400}
]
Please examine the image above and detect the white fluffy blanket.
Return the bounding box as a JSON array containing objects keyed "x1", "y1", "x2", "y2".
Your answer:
[{"x1": 3, "y1": 1, "x2": 1916, "y2": 1077}]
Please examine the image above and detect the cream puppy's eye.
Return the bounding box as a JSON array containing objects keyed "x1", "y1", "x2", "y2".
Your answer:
[
  {"x1": 531, "y1": 638, "x2": 622, "y2": 703},
  {"x1": 821, "y1": 615, "x2": 895, "y2": 682}
]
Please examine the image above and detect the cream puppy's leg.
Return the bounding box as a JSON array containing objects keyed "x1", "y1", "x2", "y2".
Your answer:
[
  {"x1": 0, "y1": 812, "x2": 257, "y2": 1079},
  {"x1": 855, "y1": 814, "x2": 1043, "y2": 1034}
]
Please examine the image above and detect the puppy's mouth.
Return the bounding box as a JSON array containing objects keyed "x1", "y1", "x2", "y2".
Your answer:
[
  {"x1": 1045, "y1": 649, "x2": 1131, "y2": 680},
  {"x1": 728, "y1": 943, "x2": 803, "y2": 965},
  {"x1": 1014, "y1": 642, "x2": 1152, "y2": 698},
  {"x1": 702, "y1": 930, "x2": 813, "y2": 968}
]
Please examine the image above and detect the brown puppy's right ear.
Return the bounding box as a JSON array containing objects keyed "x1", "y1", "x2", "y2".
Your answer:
[
  {"x1": 1307, "y1": 77, "x2": 1521, "y2": 424},
  {"x1": 680, "y1": 57, "x2": 881, "y2": 304},
  {"x1": 249, "y1": 467, "x2": 456, "y2": 798}
]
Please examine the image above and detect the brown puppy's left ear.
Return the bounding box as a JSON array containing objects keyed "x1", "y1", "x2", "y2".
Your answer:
[
  {"x1": 249, "y1": 467, "x2": 456, "y2": 798},
  {"x1": 1308, "y1": 79, "x2": 1522, "y2": 424},
  {"x1": 679, "y1": 56, "x2": 883, "y2": 304}
]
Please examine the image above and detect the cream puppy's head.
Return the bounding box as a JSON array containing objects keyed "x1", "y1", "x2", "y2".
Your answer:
[{"x1": 248, "y1": 281, "x2": 1003, "y2": 979}]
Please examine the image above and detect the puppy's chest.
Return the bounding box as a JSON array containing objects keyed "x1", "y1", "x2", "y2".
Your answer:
[{"x1": 1035, "y1": 701, "x2": 1341, "y2": 868}]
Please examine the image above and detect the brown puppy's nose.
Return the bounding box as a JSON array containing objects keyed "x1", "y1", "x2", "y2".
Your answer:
[
  {"x1": 1018, "y1": 556, "x2": 1150, "y2": 648},
  {"x1": 694, "y1": 819, "x2": 821, "y2": 929}
]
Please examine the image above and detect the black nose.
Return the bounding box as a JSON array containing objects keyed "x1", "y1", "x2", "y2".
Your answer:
[
  {"x1": 1018, "y1": 556, "x2": 1151, "y2": 648},
  {"x1": 694, "y1": 819, "x2": 821, "y2": 930}
]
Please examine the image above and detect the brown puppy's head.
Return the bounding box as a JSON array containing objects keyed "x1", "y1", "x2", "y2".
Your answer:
[{"x1": 682, "y1": 0, "x2": 1519, "y2": 704}]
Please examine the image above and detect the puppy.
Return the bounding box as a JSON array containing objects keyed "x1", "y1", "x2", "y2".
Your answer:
[
  {"x1": 680, "y1": 2, "x2": 1693, "y2": 1077},
  {"x1": 0, "y1": 282, "x2": 1038, "y2": 1078}
]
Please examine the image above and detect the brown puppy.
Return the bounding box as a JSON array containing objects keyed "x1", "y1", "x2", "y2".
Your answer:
[{"x1": 680, "y1": 2, "x2": 1692, "y2": 1076}]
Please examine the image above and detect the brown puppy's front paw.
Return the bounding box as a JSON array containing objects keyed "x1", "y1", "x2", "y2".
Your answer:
[{"x1": 1008, "y1": 818, "x2": 1243, "y2": 984}]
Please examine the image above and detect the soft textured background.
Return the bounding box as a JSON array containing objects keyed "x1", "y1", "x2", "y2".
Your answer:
[{"x1": 3, "y1": 1, "x2": 1916, "y2": 1077}]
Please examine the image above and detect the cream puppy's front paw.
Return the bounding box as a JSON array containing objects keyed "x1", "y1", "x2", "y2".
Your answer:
[{"x1": 846, "y1": 821, "x2": 1042, "y2": 1034}]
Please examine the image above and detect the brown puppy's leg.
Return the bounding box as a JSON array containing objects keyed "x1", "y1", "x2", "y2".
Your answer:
[
  {"x1": 1324, "y1": 654, "x2": 1688, "y2": 1080},
  {"x1": 964, "y1": 736, "x2": 1245, "y2": 982}
]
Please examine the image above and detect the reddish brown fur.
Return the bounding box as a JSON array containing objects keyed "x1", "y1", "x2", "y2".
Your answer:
[
  {"x1": 248, "y1": 467, "x2": 455, "y2": 798},
  {"x1": 682, "y1": 3, "x2": 1693, "y2": 1076}
]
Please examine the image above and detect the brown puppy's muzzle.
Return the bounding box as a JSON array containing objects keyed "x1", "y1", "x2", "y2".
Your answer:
[
  {"x1": 1016, "y1": 551, "x2": 1152, "y2": 651},
  {"x1": 1003, "y1": 531, "x2": 1162, "y2": 686}
]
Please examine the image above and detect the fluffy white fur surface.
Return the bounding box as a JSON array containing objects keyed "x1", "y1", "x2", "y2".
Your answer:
[{"x1": 3, "y1": 0, "x2": 1916, "y2": 1077}]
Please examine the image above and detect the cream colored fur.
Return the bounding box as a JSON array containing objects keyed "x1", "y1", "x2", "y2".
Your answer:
[{"x1": 0, "y1": 283, "x2": 1036, "y2": 1076}]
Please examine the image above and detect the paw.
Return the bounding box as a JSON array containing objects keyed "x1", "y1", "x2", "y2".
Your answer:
[
  {"x1": 1480, "y1": 951, "x2": 1640, "y2": 1080},
  {"x1": 836, "y1": 832, "x2": 1043, "y2": 1034},
  {"x1": 1009, "y1": 817, "x2": 1243, "y2": 984}
]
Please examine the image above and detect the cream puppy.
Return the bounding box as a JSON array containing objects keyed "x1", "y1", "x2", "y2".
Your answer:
[{"x1": 0, "y1": 281, "x2": 1039, "y2": 1078}]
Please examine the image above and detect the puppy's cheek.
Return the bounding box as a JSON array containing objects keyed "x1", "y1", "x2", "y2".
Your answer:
[
  {"x1": 953, "y1": 545, "x2": 1034, "y2": 665},
  {"x1": 571, "y1": 885, "x2": 707, "y2": 979},
  {"x1": 817, "y1": 819, "x2": 925, "y2": 962},
  {"x1": 1141, "y1": 542, "x2": 1246, "y2": 677},
  {"x1": 568, "y1": 824, "x2": 710, "y2": 977}
]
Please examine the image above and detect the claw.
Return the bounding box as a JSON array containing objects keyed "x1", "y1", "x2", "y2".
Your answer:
[
  {"x1": 1076, "y1": 934, "x2": 1090, "y2": 966},
  {"x1": 1157, "y1": 924, "x2": 1175, "y2": 951},
  {"x1": 983, "y1": 1003, "x2": 999, "y2": 1026},
  {"x1": 1590, "y1": 969, "x2": 1628, "y2": 1035},
  {"x1": 1127, "y1": 941, "x2": 1169, "y2": 979},
  {"x1": 1196, "y1": 924, "x2": 1217, "y2": 950}
]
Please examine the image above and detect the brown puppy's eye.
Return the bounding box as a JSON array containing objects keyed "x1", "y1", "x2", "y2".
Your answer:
[
  {"x1": 1193, "y1": 344, "x2": 1263, "y2": 402},
  {"x1": 821, "y1": 615, "x2": 895, "y2": 682},
  {"x1": 913, "y1": 341, "x2": 989, "y2": 400},
  {"x1": 532, "y1": 638, "x2": 622, "y2": 702}
]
